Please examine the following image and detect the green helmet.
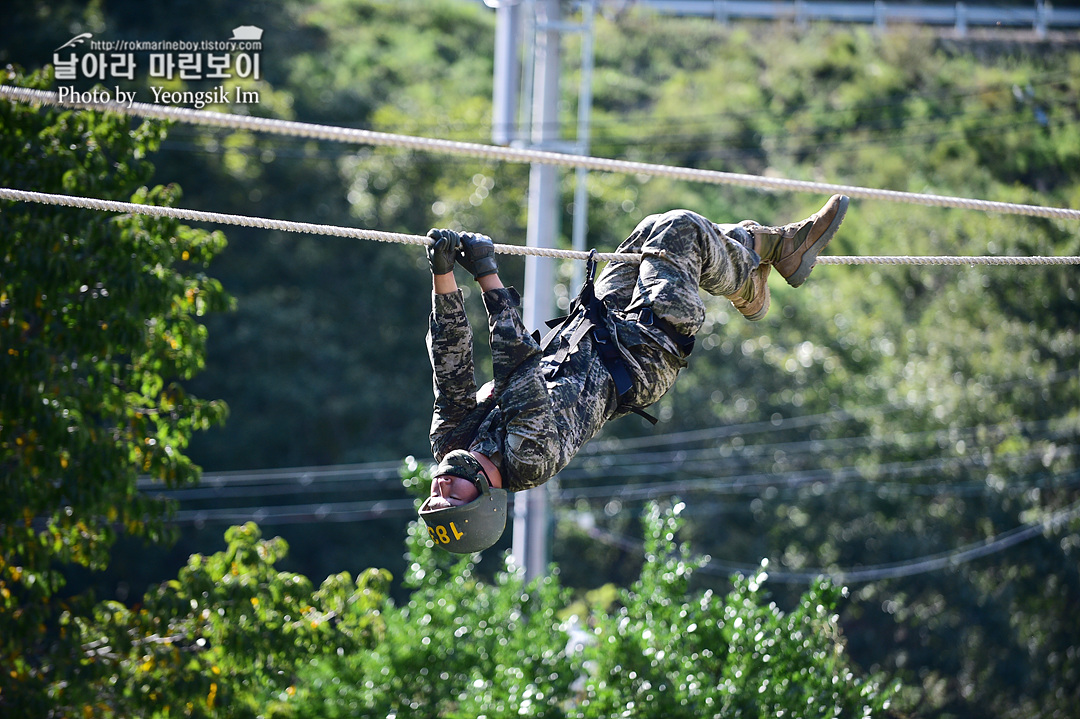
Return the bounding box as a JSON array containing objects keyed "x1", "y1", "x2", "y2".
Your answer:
[{"x1": 419, "y1": 449, "x2": 508, "y2": 553}]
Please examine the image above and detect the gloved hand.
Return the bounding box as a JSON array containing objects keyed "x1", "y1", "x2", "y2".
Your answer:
[
  {"x1": 457, "y1": 232, "x2": 498, "y2": 279},
  {"x1": 427, "y1": 228, "x2": 460, "y2": 275}
]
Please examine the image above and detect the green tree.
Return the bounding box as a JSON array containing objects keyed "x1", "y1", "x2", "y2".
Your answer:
[
  {"x1": 575, "y1": 503, "x2": 895, "y2": 718},
  {"x1": 0, "y1": 68, "x2": 231, "y2": 713},
  {"x1": 270, "y1": 494, "x2": 895, "y2": 718},
  {"x1": 68, "y1": 522, "x2": 390, "y2": 718}
]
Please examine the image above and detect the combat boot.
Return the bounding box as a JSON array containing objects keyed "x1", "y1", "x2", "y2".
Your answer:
[
  {"x1": 743, "y1": 194, "x2": 849, "y2": 287},
  {"x1": 725, "y1": 263, "x2": 771, "y2": 321}
]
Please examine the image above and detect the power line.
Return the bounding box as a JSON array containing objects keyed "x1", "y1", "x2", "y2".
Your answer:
[
  {"x1": 582, "y1": 496, "x2": 1080, "y2": 584},
  {"x1": 613, "y1": 114, "x2": 1078, "y2": 166},
  {"x1": 136, "y1": 458, "x2": 410, "y2": 490},
  {"x1": 557, "y1": 448, "x2": 1080, "y2": 502},
  {"x1": 166, "y1": 464, "x2": 1080, "y2": 528},
  {"x1": 580, "y1": 367, "x2": 1080, "y2": 454},
  {"x1": 144, "y1": 392, "x2": 1077, "y2": 496},
  {"x1": 145, "y1": 367, "x2": 1079, "y2": 498},
  {"x1": 155, "y1": 436, "x2": 1078, "y2": 512},
  {"x1": 563, "y1": 418, "x2": 1079, "y2": 480},
  {"x1": 158, "y1": 451, "x2": 1078, "y2": 509},
  {"x1": 171, "y1": 496, "x2": 420, "y2": 527}
]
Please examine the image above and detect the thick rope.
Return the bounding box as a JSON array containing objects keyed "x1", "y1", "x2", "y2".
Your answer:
[
  {"x1": 3, "y1": 84, "x2": 1079, "y2": 223},
  {"x1": 816, "y1": 255, "x2": 1080, "y2": 266},
  {"x1": 0, "y1": 187, "x2": 627, "y2": 262},
  {"x1": 4, "y1": 187, "x2": 1079, "y2": 266}
]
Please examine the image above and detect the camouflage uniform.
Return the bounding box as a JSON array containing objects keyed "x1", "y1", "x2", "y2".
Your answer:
[{"x1": 428, "y1": 209, "x2": 759, "y2": 492}]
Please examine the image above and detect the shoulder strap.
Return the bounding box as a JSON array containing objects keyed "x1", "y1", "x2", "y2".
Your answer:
[{"x1": 541, "y1": 251, "x2": 659, "y2": 425}]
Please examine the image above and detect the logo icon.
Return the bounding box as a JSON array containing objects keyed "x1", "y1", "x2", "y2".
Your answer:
[
  {"x1": 230, "y1": 26, "x2": 263, "y2": 41},
  {"x1": 55, "y1": 32, "x2": 93, "y2": 52}
]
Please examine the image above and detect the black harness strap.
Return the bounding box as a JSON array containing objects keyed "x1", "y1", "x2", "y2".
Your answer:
[
  {"x1": 540, "y1": 251, "x2": 697, "y2": 425},
  {"x1": 625, "y1": 306, "x2": 696, "y2": 358}
]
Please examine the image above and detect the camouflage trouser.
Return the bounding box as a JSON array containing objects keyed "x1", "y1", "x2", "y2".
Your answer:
[
  {"x1": 597, "y1": 209, "x2": 759, "y2": 336},
  {"x1": 594, "y1": 209, "x2": 760, "y2": 411},
  {"x1": 428, "y1": 209, "x2": 760, "y2": 491}
]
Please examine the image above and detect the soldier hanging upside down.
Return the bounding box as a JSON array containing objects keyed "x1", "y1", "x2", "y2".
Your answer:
[{"x1": 419, "y1": 195, "x2": 849, "y2": 552}]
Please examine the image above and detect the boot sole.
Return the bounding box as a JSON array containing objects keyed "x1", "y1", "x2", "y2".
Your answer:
[{"x1": 785, "y1": 195, "x2": 849, "y2": 288}]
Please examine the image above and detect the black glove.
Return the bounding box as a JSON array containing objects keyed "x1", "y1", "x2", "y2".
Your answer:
[
  {"x1": 457, "y1": 232, "x2": 498, "y2": 279},
  {"x1": 427, "y1": 228, "x2": 460, "y2": 275}
]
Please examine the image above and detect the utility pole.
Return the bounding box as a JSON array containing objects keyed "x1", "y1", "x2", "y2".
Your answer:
[
  {"x1": 516, "y1": 0, "x2": 561, "y2": 582},
  {"x1": 491, "y1": 0, "x2": 596, "y2": 581},
  {"x1": 491, "y1": 1, "x2": 521, "y2": 147}
]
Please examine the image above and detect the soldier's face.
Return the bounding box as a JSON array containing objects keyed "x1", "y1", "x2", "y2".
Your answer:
[{"x1": 426, "y1": 474, "x2": 480, "y2": 510}]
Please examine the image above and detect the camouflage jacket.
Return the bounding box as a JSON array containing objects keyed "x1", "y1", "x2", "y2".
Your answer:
[{"x1": 427, "y1": 287, "x2": 682, "y2": 492}]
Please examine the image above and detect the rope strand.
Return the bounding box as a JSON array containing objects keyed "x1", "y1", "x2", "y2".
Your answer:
[
  {"x1": 3, "y1": 84, "x2": 1079, "y2": 222},
  {"x1": 4, "y1": 187, "x2": 1079, "y2": 265},
  {"x1": 0, "y1": 187, "x2": 630, "y2": 262},
  {"x1": 815, "y1": 255, "x2": 1080, "y2": 266}
]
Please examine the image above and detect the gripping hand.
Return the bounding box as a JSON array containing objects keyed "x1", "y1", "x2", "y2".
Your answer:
[
  {"x1": 457, "y1": 232, "x2": 498, "y2": 279},
  {"x1": 427, "y1": 228, "x2": 460, "y2": 276}
]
